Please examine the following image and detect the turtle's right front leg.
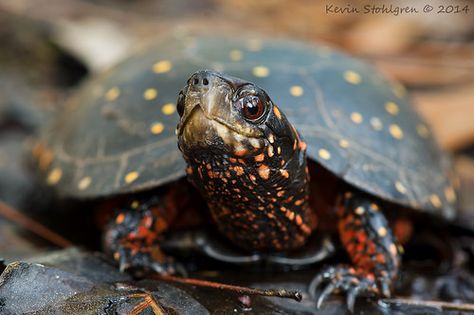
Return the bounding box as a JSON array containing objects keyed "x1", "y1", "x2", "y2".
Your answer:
[{"x1": 103, "y1": 194, "x2": 179, "y2": 275}]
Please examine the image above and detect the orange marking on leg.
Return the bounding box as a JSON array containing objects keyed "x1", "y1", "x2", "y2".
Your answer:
[
  {"x1": 376, "y1": 254, "x2": 386, "y2": 264},
  {"x1": 142, "y1": 214, "x2": 153, "y2": 228},
  {"x1": 356, "y1": 232, "x2": 367, "y2": 243},
  {"x1": 116, "y1": 213, "x2": 125, "y2": 224}
]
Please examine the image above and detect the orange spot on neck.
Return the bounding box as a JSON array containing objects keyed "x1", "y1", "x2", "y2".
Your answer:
[{"x1": 234, "y1": 149, "x2": 248, "y2": 157}]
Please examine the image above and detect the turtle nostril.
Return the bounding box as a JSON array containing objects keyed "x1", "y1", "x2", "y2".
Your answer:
[{"x1": 189, "y1": 71, "x2": 212, "y2": 89}]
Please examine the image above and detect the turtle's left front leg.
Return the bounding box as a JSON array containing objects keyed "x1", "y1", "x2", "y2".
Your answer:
[
  {"x1": 310, "y1": 190, "x2": 402, "y2": 311},
  {"x1": 103, "y1": 193, "x2": 180, "y2": 276}
]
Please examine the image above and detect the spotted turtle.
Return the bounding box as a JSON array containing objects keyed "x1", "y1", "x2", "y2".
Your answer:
[{"x1": 33, "y1": 34, "x2": 458, "y2": 309}]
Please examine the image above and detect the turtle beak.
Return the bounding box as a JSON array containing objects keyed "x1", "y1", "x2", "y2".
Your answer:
[{"x1": 176, "y1": 70, "x2": 230, "y2": 136}]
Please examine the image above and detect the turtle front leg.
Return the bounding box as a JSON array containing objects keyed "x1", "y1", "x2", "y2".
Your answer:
[
  {"x1": 103, "y1": 195, "x2": 180, "y2": 276},
  {"x1": 310, "y1": 191, "x2": 402, "y2": 311}
]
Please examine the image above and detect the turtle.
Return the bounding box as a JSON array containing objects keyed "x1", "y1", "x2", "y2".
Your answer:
[{"x1": 32, "y1": 34, "x2": 459, "y2": 309}]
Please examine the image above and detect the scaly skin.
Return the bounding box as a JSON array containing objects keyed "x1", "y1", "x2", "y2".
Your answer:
[
  {"x1": 177, "y1": 70, "x2": 402, "y2": 310},
  {"x1": 102, "y1": 187, "x2": 181, "y2": 275},
  {"x1": 310, "y1": 190, "x2": 401, "y2": 311}
]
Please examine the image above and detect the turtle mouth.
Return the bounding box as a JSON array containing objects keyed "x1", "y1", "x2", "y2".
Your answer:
[
  {"x1": 176, "y1": 101, "x2": 200, "y2": 137},
  {"x1": 177, "y1": 101, "x2": 261, "y2": 140},
  {"x1": 177, "y1": 103, "x2": 265, "y2": 158},
  {"x1": 177, "y1": 104, "x2": 228, "y2": 153}
]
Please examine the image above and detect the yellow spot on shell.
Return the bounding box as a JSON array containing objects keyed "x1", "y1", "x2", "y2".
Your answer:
[
  {"x1": 370, "y1": 117, "x2": 383, "y2": 130},
  {"x1": 143, "y1": 88, "x2": 158, "y2": 100},
  {"x1": 344, "y1": 70, "x2": 361, "y2": 85},
  {"x1": 289, "y1": 86, "x2": 304, "y2": 97},
  {"x1": 229, "y1": 50, "x2": 243, "y2": 61},
  {"x1": 350, "y1": 112, "x2": 363, "y2": 124},
  {"x1": 385, "y1": 102, "x2": 399, "y2": 115},
  {"x1": 47, "y1": 168, "x2": 62, "y2": 185},
  {"x1": 131, "y1": 200, "x2": 140, "y2": 209},
  {"x1": 395, "y1": 181, "x2": 407, "y2": 194},
  {"x1": 39, "y1": 148, "x2": 54, "y2": 171},
  {"x1": 318, "y1": 149, "x2": 331, "y2": 160},
  {"x1": 389, "y1": 243, "x2": 397, "y2": 256},
  {"x1": 430, "y1": 194, "x2": 442, "y2": 208},
  {"x1": 252, "y1": 66, "x2": 269, "y2": 78},
  {"x1": 152, "y1": 60, "x2": 172, "y2": 73},
  {"x1": 124, "y1": 171, "x2": 139, "y2": 184},
  {"x1": 105, "y1": 87, "x2": 120, "y2": 101},
  {"x1": 150, "y1": 122, "x2": 164, "y2": 134},
  {"x1": 444, "y1": 187, "x2": 456, "y2": 203},
  {"x1": 398, "y1": 245, "x2": 404, "y2": 254},
  {"x1": 246, "y1": 39, "x2": 263, "y2": 51},
  {"x1": 392, "y1": 82, "x2": 406, "y2": 98},
  {"x1": 162, "y1": 103, "x2": 176, "y2": 115},
  {"x1": 339, "y1": 139, "x2": 350, "y2": 148},
  {"x1": 78, "y1": 176, "x2": 92, "y2": 190},
  {"x1": 355, "y1": 206, "x2": 365, "y2": 215},
  {"x1": 416, "y1": 124, "x2": 430, "y2": 138},
  {"x1": 389, "y1": 124, "x2": 404, "y2": 139},
  {"x1": 378, "y1": 227, "x2": 387, "y2": 237}
]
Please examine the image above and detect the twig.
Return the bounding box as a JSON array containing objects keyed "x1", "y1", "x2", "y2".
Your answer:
[
  {"x1": 382, "y1": 298, "x2": 474, "y2": 312},
  {"x1": 0, "y1": 200, "x2": 72, "y2": 248},
  {"x1": 152, "y1": 274, "x2": 302, "y2": 302}
]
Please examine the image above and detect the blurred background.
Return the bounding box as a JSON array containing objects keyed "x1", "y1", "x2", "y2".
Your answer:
[{"x1": 0, "y1": 0, "x2": 473, "y2": 277}]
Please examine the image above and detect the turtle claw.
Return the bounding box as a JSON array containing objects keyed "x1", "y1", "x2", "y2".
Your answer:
[
  {"x1": 378, "y1": 278, "x2": 391, "y2": 298},
  {"x1": 149, "y1": 261, "x2": 187, "y2": 277},
  {"x1": 309, "y1": 265, "x2": 391, "y2": 312},
  {"x1": 315, "y1": 281, "x2": 337, "y2": 309},
  {"x1": 346, "y1": 286, "x2": 361, "y2": 313}
]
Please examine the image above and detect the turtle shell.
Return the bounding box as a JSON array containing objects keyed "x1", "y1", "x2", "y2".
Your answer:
[{"x1": 36, "y1": 34, "x2": 457, "y2": 219}]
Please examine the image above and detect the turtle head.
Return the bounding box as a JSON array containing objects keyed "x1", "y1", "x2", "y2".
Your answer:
[
  {"x1": 176, "y1": 70, "x2": 312, "y2": 251},
  {"x1": 177, "y1": 70, "x2": 299, "y2": 160}
]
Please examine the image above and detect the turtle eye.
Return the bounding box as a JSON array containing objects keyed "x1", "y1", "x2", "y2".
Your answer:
[
  {"x1": 238, "y1": 95, "x2": 266, "y2": 121},
  {"x1": 177, "y1": 91, "x2": 185, "y2": 117}
]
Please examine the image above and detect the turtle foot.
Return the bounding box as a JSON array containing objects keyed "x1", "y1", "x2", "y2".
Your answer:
[{"x1": 309, "y1": 265, "x2": 391, "y2": 312}]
